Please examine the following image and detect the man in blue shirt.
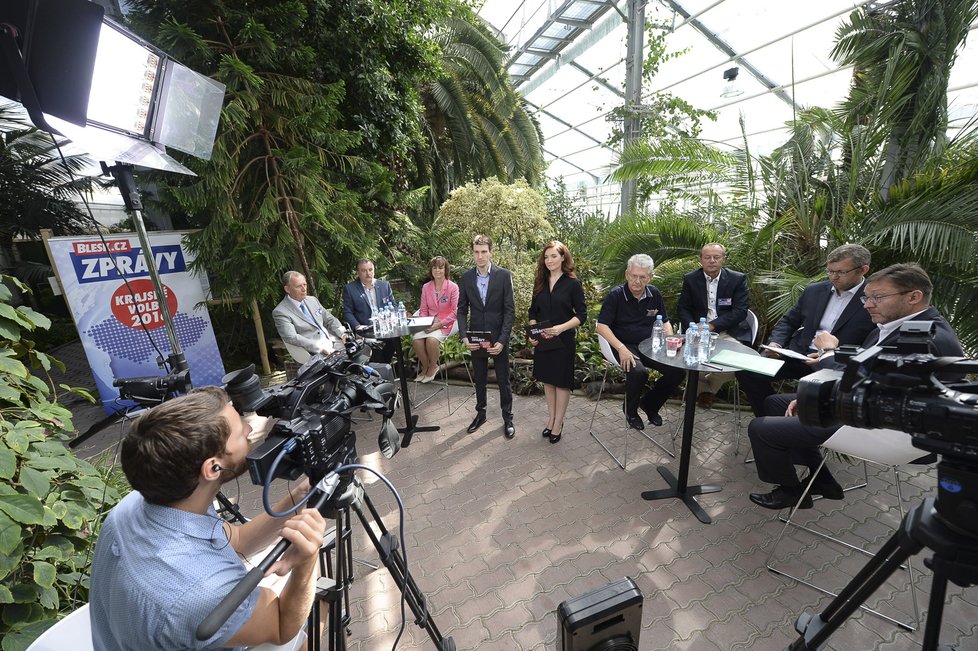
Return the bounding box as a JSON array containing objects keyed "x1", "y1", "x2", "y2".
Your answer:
[
  {"x1": 90, "y1": 387, "x2": 326, "y2": 650},
  {"x1": 596, "y1": 254, "x2": 685, "y2": 429}
]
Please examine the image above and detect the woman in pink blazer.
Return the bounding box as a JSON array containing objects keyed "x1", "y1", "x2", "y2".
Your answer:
[{"x1": 412, "y1": 256, "x2": 460, "y2": 382}]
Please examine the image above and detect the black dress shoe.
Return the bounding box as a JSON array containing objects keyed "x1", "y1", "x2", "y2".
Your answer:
[
  {"x1": 542, "y1": 427, "x2": 552, "y2": 438},
  {"x1": 504, "y1": 420, "x2": 516, "y2": 439},
  {"x1": 803, "y1": 476, "x2": 845, "y2": 500},
  {"x1": 467, "y1": 413, "x2": 486, "y2": 433},
  {"x1": 749, "y1": 487, "x2": 813, "y2": 510},
  {"x1": 549, "y1": 426, "x2": 562, "y2": 444},
  {"x1": 622, "y1": 401, "x2": 645, "y2": 430},
  {"x1": 645, "y1": 411, "x2": 663, "y2": 427}
]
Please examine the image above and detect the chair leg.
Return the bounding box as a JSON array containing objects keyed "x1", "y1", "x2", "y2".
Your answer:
[
  {"x1": 765, "y1": 459, "x2": 918, "y2": 631},
  {"x1": 589, "y1": 370, "x2": 626, "y2": 470},
  {"x1": 410, "y1": 363, "x2": 445, "y2": 409},
  {"x1": 732, "y1": 379, "x2": 755, "y2": 463},
  {"x1": 589, "y1": 370, "x2": 675, "y2": 470}
]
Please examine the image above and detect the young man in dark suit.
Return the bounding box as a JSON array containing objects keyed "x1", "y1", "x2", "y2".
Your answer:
[
  {"x1": 457, "y1": 235, "x2": 516, "y2": 438},
  {"x1": 343, "y1": 258, "x2": 396, "y2": 363},
  {"x1": 677, "y1": 242, "x2": 751, "y2": 405},
  {"x1": 737, "y1": 244, "x2": 876, "y2": 416},
  {"x1": 747, "y1": 263, "x2": 964, "y2": 510}
]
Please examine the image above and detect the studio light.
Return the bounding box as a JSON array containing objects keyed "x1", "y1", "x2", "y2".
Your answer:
[
  {"x1": 721, "y1": 66, "x2": 744, "y2": 99},
  {"x1": 0, "y1": 0, "x2": 225, "y2": 171}
]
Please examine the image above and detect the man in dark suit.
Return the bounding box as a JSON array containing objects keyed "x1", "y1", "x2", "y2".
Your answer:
[
  {"x1": 677, "y1": 242, "x2": 751, "y2": 405},
  {"x1": 343, "y1": 258, "x2": 396, "y2": 363},
  {"x1": 457, "y1": 234, "x2": 516, "y2": 438},
  {"x1": 747, "y1": 263, "x2": 964, "y2": 510},
  {"x1": 737, "y1": 244, "x2": 876, "y2": 416},
  {"x1": 272, "y1": 271, "x2": 346, "y2": 362}
]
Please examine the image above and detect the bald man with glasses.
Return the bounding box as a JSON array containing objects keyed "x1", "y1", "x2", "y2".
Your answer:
[
  {"x1": 747, "y1": 263, "x2": 964, "y2": 510},
  {"x1": 737, "y1": 244, "x2": 875, "y2": 417}
]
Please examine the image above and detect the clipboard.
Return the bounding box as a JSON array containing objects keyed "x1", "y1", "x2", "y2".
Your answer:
[
  {"x1": 525, "y1": 321, "x2": 564, "y2": 351},
  {"x1": 467, "y1": 330, "x2": 494, "y2": 357},
  {"x1": 408, "y1": 316, "x2": 435, "y2": 333}
]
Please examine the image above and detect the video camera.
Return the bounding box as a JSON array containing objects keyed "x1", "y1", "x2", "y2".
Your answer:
[
  {"x1": 796, "y1": 320, "x2": 978, "y2": 534},
  {"x1": 222, "y1": 337, "x2": 400, "y2": 487}
]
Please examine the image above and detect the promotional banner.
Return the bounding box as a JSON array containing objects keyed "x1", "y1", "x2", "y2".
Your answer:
[{"x1": 47, "y1": 231, "x2": 226, "y2": 414}]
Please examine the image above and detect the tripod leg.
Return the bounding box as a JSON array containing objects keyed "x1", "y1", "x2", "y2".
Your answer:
[
  {"x1": 350, "y1": 494, "x2": 455, "y2": 651},
  {"x1": 789, "y1": 509, "x2": 925, "y2": 650},
  {"x1": 922, "y1": 561, "x2": 949, "y2": 651}
]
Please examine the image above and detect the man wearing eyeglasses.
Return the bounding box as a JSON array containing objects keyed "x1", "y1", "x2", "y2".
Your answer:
[
  {"x1": 747, "y1": 263, "x2": 964, "y2": 510},
  {"x1": 677, "y1": 242, "x2": 752, "y2": 407},
  {"x1": 738, "y1": 244, "x2": 875, "y2": 417}
]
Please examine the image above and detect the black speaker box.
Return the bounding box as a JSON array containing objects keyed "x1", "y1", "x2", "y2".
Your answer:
[{"x1": 558, "y1": 576, "x2": 642, "y2": 651}]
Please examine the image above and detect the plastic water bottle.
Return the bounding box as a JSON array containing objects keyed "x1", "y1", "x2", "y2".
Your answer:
[
  {"x1": 684, "y1": 322, "x2": 698, "y2": 365},
  {"x1": 397, "y1": 301, "x2": 407, "y2": 328},
  {"x1": 651, "y1": 315, "x2": 664, "y2": 353},
  {"x1": 698, "y1": 320, "x2": 711, "y2": 363}
]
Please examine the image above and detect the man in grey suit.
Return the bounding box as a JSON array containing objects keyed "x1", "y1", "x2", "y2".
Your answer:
[
  {"x1": 343, "y1": 258, "x2": 396, "y2": 363},
  {"x1": 273, "y1": 271, "x2": 346, "y2": 361},
  {"x1": 457, "y1": 235, "x2": 516, "y2": 438}
]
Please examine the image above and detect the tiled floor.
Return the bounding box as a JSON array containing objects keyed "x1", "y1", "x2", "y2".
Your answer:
[{"x1": 60, "y1": 346, "x2": 977, "y2": 650}]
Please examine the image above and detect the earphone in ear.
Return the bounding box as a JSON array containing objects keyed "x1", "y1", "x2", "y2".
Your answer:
[{"x1": 212, "y1": 463, "x2": 225, "y2": 473}]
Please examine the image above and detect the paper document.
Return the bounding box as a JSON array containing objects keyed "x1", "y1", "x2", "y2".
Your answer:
[
  {"x1": 710, "y1": 350, "x2": 784, "y2": 376},
  {"x1": 759, "y1": 344, "x2": 816, "y2": 362},
  {"x1": 408, "y1": 316, "x2": 435, "y2": 333}
]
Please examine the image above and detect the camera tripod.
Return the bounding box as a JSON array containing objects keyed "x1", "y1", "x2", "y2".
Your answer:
[
  {"x1": 316, "y1": 472, "x2": 455, "y2": 651},
  {"x1": 198, "y1": 470, "x2": 455, "y2": 650},
  {"x1": 786, "y1": 497, "x2": 977, "y2": 651}
]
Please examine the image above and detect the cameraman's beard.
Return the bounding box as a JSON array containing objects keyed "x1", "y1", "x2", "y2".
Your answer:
[{"x1": 221, "y1": 458, "x2": 249, "y2": 481}]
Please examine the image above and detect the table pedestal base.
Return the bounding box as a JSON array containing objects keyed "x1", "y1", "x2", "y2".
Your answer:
[{"x1": 641, "y1": 466, "x2": 721, "y2": 524}]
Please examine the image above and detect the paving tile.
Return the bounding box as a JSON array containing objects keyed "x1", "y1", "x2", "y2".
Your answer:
[{"x1": 64, "y1": 356, "x2": 966, "y2": 651}]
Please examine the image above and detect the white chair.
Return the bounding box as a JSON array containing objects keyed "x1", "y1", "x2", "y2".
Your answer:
[
  {"x1": 588, "y1": 334, "x2": 674, "y2": 470},
  {"x1": 25, "y1": 603, "x2": 305, "y2": 651},
  {"x1": 765, "y1": 426, "x2": 925, "y2": 631},
  {"x1": 26, "y1": 603, "x2": 92, "y2": 651},
  {"x1": 283, "y1": 340, "x2": 312, "y2": 365}
]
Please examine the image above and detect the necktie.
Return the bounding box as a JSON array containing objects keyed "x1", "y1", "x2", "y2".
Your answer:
[{"x1": 300, "y1": 302, "x2": 313, "y2": 322}]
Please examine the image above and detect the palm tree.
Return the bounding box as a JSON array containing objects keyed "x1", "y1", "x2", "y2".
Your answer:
[
  {"x1": 832, "y1": 0, "x2": 978, "y2": 195},
  {"x1": 0, "y1": 104, "x2": 92, "y2": 282},
  {"x1": 415, "y1": 14, "x2": 545, "y2": 211}
]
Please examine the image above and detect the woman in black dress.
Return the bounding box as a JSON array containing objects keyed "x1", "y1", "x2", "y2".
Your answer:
[{"x1": 528, "y1": 241, "x2": 587, "y2": 443}]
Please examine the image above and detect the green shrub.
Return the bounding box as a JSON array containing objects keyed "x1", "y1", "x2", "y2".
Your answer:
[{"x1": 0, "y1": 276, "x2": 124, "y2": 651}]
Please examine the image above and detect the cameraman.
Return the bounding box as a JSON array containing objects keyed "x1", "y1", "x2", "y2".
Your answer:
[
  {"x1": 747, "y1": 263, "x2": 964, "y2": 510},
  {"x1": 90, "y1": 387, "x2": 327, "y2": 650}
]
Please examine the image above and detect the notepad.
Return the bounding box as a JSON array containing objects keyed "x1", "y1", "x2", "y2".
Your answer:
[
  {"x1": 710, "y1": 349, "x2": 784, "y2": 376},
  {"x1": 759, "y1": 344, "x2": 815, "y2": 362}
]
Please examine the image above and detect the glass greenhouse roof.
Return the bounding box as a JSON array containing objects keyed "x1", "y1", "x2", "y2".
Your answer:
[{"x1": 478, "y1": 0, "x2": 978, "y2": 215}]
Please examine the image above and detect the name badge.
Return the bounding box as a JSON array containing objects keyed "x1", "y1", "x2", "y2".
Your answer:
[{"x1": 718, "y1": 298, "x2": 732, "y2": 306}]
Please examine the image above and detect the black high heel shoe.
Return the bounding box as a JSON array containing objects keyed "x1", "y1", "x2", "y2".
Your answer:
[
  {"x1": 542, "y1": 427, "x2": 552, "y2": 438},
  {"x1": 549, "y1": 426, "x2": 562, "y2": 444}
]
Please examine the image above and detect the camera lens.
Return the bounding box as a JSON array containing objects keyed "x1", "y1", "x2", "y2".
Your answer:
[{"x1": 223, "y1": 365, "x2": 266, "y2": 412}]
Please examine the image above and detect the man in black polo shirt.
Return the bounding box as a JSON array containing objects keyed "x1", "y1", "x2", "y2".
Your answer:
[{"x1": 596, "y1": 254, "x2": 685, "y2": 429}]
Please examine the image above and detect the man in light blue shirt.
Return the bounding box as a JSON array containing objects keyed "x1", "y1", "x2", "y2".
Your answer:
[{"x1": 90, "y1": 387, "x2": 326, "y2": 650}]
